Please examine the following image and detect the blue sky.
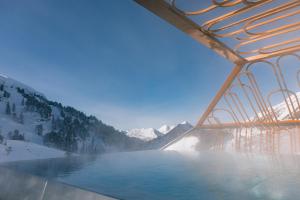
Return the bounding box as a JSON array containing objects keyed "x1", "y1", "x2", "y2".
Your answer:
[{"x1": 0, "y1": 0, "x2": 233, "y2": 130}]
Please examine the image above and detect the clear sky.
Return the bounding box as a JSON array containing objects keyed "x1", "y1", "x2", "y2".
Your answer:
[{"x1": 0, "y1": 0, "x2": 233, "y2": 130}]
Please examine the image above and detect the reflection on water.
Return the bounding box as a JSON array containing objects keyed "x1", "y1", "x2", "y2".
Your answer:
[
  {"x1": 3, "y1": 127, "x2": 300, "y2": 200},
  {"x1": 1, "y1": 156, "x2": 97, "y2": 179}
]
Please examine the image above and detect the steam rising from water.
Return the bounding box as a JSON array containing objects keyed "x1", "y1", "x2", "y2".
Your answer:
[{"x1": 2, "y1": 128, "x2": 300, "y2": 200}]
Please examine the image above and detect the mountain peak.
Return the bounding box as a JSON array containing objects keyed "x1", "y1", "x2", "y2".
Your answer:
[
  {"x1": 158, "y1": 124, "x2": 175, "y2": 134},
  {"x1": 144, "y1": 121, "x2": 194, "y2": 150},
  {"x1": 127, "y1": 121, "x2": 193, "y2": 142},
  {"x1": 179, "y1": 121, "x2": 193, "y2": 127},
  {"x1": 126, "y1": 128, "x2": 162, "y2": 141}
]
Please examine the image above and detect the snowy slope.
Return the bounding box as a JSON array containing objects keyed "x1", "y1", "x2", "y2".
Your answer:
[
  {"x1": 0, "y1": 140, "x2": 66, "y2": 162},
  {"x1": 0, "y1": 74, "x2": 144, "y2": 154},
  {"x1": 0, "y1": 74, "x2": 42, "y2": 97},
  {"x1": 0, "y1": 75, "x2": 49, "y2": 144},
  {"x1": 0, "y1": 73, "x2": 193, "y2": 154}
]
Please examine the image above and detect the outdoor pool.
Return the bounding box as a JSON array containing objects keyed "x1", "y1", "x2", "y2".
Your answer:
[{"x1": 2, "y1": 127, "x2": 300, "y2": 200}]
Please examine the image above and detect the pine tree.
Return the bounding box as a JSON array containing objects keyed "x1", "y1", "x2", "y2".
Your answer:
[
  {"x1": 12, "y1": 103, "x2": 16, "y2": 113},
  {"x1": 51, "y1": 115, "x2": 57, "y2": 131},
  {"x1": 21, "y1": 98, "x2": 25, "y2": 106},
  {"x1": 35, "y1": 124, "x2": 43, "y2": 136},
  {"x1": 19, "y1": 112, "x2": 24, "y2": 124},
  {"x1": 0, "y1": 84, "x2": 3, "y2": 91},
  {"x1": 0, "y1": 129, "x2": 3, "y2": 144},
  {"x1": 5, "y1": 102, "x2": 11, "y2": 115},
  {"x1": 3, "y1": 91, "x2": 10, "y2": 98},
  {"x1": 12, "y1": 112, "x2": 17, "y2": 120}
]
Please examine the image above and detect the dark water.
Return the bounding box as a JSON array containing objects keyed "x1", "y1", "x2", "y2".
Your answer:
[{"x1": 3, "y1": 150, "x2": 300, "y2": 200}]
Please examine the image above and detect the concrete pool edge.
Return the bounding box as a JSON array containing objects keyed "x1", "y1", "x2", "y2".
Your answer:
[{"x1": 0, "y1": 166, "x2": 117, "y2": 200}]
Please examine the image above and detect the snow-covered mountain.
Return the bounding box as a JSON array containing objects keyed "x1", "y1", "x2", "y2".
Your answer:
[
  {"x1": 127, "y1": 121, "x2": 193, "y2": 145},
  {"x1": 126, "y1": 128, "x2": 163, "y2": 142},
  {"x1": 253, "y1": 92, "x2": 300, "y2": 121},
  {"x1": 0, "y1": 73, "x2": 195, "y2": 158},
  {"x1": 158, "y1": 124, "x2": 175, "y2": 134},
  {"x1": 0, "y1": 75, "x2": 46, "y2": 145},
  {"x1": 0, "y1": 74, "x2": 144, "y2": 154},
  {"x1": 271, "y1": 92, "x2": 300, "y2": 120},
  {"x1": 145, "y1": 121, "x2": 194, "y2": 149}
]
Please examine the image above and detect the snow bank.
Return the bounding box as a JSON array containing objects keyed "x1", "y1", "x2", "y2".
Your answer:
[{"x1": 0, "y1": 140, "x2": 66, "y2": 163}]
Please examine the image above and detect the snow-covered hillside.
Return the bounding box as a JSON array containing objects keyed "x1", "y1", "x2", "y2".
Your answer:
[
  {"x1": 0, "y1": 74, "x2": 42, "y2": 96},
  {"x1": 0, "y1": 74, "x2": 194, "y2": 157},
  {"x1": 0, "y1": 74, "x2": 144, "y2": 154},
  {"x1": 0, "y1": 75, "x2": 51, "y2": 145}
]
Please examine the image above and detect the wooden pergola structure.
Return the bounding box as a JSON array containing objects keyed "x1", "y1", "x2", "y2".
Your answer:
[{"x1": 135, "y1": 0, "x2": 300, "y2": 129}]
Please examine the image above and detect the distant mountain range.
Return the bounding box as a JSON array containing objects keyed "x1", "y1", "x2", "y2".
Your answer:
[
  {"x1": 0, "y1": 74, "x2": 193, "y2": 154},
  {"x1": 126, "y1": 121, "x2": 193, "y2": 142},
  {"x1": 145, "y1": 121, "x2": 193, "y2": 150},
  {"x1": 126, "y1": 128, "x2": 163, "y2": 142}
]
